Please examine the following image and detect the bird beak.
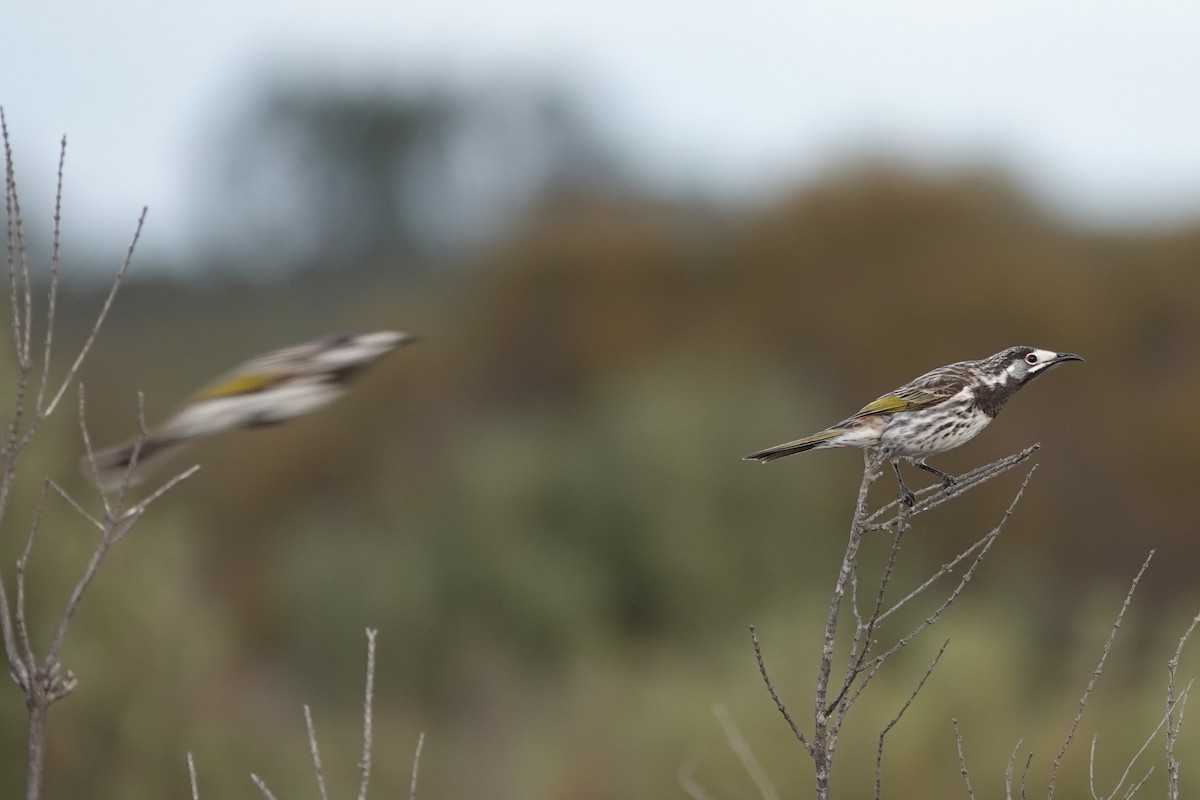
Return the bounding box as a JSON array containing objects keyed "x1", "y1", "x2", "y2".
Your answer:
[{"x1": 1049, "y1": 352, "x2": 1084, "y2": 365}]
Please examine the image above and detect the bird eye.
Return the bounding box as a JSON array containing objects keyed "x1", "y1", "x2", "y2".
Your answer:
[{"x1": 1024, "y1": 353, "x2": 1039, "y2": 365}]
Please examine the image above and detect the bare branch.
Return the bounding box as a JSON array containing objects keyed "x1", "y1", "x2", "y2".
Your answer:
[
  {"x1": 952, "y1": 718, "x2": 977, "y2": 800},
  {"x1": 1166, "y1": 607, "x2": 1200, "y2": 799},
  {"x1": 875, "y1": 638, "x2": 949, "y2": 800},
  {"x1": 1005, "y1": 739, "x2": 1026, "y2": 800},
  {"x1": 187, "y1": 752, "x2": 200, "y2": 800},
  {"x1": 679, "y1": 751, "x2": 718, "y2": 800},
  {"x1": 750, "y1": 624, "x2": 808, "y2": 751},
  {"x1": 250, "y1": 774, "x2": 279, "y2": 800},
  {"x1": 409, "y1": 731, "x2": 426, "y2": 800},
  {"x1": 47, "y1": 479, "x2": 103, "y2": 531},
  {"x1": 1121, "y1": 768, "x2": 1153, "y2": 800},
  {"x1": 1047, "y1": 551, "x2": 1155, "y2": 799},
  {"x1": 357, "y1": 627, "x2": 378, "y2": 800},
  {"x1": 14, "y1": 480, "x2": 55, "y2": 674},
  {"x1": 304, "y1": 705, "x2": 330, "y2": 800},
  {"x1": 1094, "y1": 679, "x2": 1191, "y2": 800},
  {"x1": 866, "y1": 445, "x2": 1040, "y2": 531},
  {"x1": 714, "y1": 703, "x2": 778, "y2": 800},
  {"x1": 828, "y1": 526, "x2": 908, "y2": 721},
  {"x1": 35, "y1": 136, "x2": 66, "y2": 411},
  {"x1": 39, "y1": 206, "x2": 144, "y2": 420}
]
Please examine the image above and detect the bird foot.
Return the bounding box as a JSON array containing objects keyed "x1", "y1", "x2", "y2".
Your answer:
[
  {"x1": 940, "y1": 475, "x2": 957, "y2": 490},
  {"x1": 899, "y1": 489, "x2": 916, "y2": 508}
]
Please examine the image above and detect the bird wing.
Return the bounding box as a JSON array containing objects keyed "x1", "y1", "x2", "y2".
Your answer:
[
  {"x1": 192, "y1": 370, "x2": 290, "y2": 400},
  {"x1": 188, "y1": 342, "x2": 322, "y2": 400},
  {"x1": 850, "y1": 368, "x2": 969, "y2": 419}
]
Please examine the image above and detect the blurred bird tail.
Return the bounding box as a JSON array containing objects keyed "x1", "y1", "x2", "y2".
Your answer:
[
  {"x1": 744, "y1": 430, "x2": 841, "y2": 462},
  {"x1": 84, "y1": 436, "x2": 185, "y2": 491}
]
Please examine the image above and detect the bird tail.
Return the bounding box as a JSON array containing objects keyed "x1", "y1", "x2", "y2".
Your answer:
[
  {"x1": 744, "y1": 430, "x2": 842, "y2": 462},
  {"x1": 84, "y1": 435, "x2": 186, "y2": 491}
]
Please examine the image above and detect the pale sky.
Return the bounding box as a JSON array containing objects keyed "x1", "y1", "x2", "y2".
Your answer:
[{"x1": 5, "y1": 1, "x2": 1200, "y2": 269}]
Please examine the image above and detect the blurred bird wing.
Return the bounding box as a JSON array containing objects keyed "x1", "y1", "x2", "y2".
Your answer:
[
  {"x1": 192, "y1": 370, "x2": 289, "y2": 400},
  {"x1": 188, "y1": 343, "x2": 320, "y2": 400}
]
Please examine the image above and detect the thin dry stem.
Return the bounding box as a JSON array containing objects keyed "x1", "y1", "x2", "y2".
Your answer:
[
  {"x1": 250, "y1": 774, "x2": 279, "y2": 800},
  {"x1": 679, "y1": 752, "x2": 718, "y2": 800},
  {"x1": 866, "y1": 445, "x2": 1039, "y2": 531},
  {"x1": 409, "y1": 731, "x2": 426, "y2": 800},
  {"x1": 1092, "y1": 679, "x2": 1192, "y2": 800},
  {"x1": 752, "y1": 447, "x2": 1034, "y2": 799},
  {"x1": 810, "y1": 450, "x2": 881, "y2": 798},
  {"x1": 304, "y1": 705, "x2": 330, "y2": 800},
  {"x1": 1005, "y1": 739, "x2": 1026, "y2": 800},
  {"x1": 358, "y1": 627, "x2": 378, "y2": 800},
  {"x1": 714, "y1": 703, "x2": 779, "y2": 800},
  {"x1": 953, "y1": 718, "x2": 977, "y2": 800},
  {"x1": 874, "y1": 638, "x2": 949, "y2": 800},
  {"x1": 38, "y1": 206, "x2": 144, "y2": 421},
  {"x1": 1166, "y1": 608, "x2": 1200, "y2": 799},
  {"x1": 34, "y1": 136, "x2": 66, "y2": 411},
  {"x1": 187, "y1": 752, "x2": 200, "y2": 800},
  {"x1": 750, "y1": 624, "x2": 809, "y2": 751},
  {"x1": 1047, "y1": 551, "x2": 1155, "y2": 799}
]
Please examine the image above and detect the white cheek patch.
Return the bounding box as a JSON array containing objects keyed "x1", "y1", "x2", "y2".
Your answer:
[{"x1": 1027, "y1": 348, "x2": 1059, "y2": 372}]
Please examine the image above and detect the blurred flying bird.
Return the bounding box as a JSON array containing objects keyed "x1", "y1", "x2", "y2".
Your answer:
[
  {"x1": 744, "y1": 346, "x2": 1083, "y2": 506},
  {"x1": 89, "y1": 330, "x2": 418, "y2": 489}
]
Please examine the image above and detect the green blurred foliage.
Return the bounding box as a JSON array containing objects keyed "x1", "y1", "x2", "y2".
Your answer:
[{"x1": 3, "y1": 165, "x2": 1200, "y2": 798}]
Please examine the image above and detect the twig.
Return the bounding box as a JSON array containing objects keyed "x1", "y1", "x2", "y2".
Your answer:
[
  {"x1": 304, "y1": 705, "x2": 330, "y2": 800},
  {"x1": 34, "y1": 136, "x2": 66, "y2": 412},
  {"x1": 1004, "y1": 739, "x2": 1026, "y2": 800},
  {"x1": 358, "y1": 627, "x2": 378, "y2": 800},
  {"x1": 811, "y1": 451, "x2": 880, "y2": 798},
  {"x1": 1095, "y1": 679, "x2": 1191, "y2": 800},
  {"x1": 1121, "y1": 768, "x2": 1153, "y2": 800},
  {"x1": 13, "y1": 480, "x2": 54, "y2": 676},
  {"x1": 866, "y1": 445, "x2": 1040, "y2": 531},
  {"x1": 187, "y1": 752, "x2": 200, "y2": 800},
  {"x1": 1166, "y1": 607, "x2": 1200, "y2": 800},
  {"x1": 952, "y1": 718, "x2": 977, "y2": 800},
  {"x1": 750, "y1": 624, "x2": 809, "y2": 751},
  {"x1": 714, "y1": 703, "x2": 778, "y2": 800},
  {"x1": 37, "y1": 206, "x2": 144, "y2": 421},
  {"x1": 828, "y1": 526, "x2": 907, "y2": 719},
  {"x1": 875, "y1": 638, "x2": 949, "y2": 800},
  {"x1": 1047, "y1": 551, "x2": 1155, "y2": 799},
  {"x1": 250, "y1": 774, "x2": 279, "y2": 800},
  {"x1": 832, "y1": 466, "x2": 1033, "y2": 748},
  {"x1": 409, "y1": 731, "x2": 426, "y2": 800}
]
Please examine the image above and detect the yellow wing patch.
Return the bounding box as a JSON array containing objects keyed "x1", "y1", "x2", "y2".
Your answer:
[
  {"x1": 854, "y1": 390, "x2": 944, "y2": 417},
  {"x1": 194, "y1": 372, "x2": 284, "y2": 400}
]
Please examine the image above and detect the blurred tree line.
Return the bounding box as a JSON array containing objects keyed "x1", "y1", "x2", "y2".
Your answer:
[{"x1": 3, "y1": 79, "x2": 1198, "y2": 798}]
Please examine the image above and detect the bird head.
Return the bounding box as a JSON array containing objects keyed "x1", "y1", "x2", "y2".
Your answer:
[
  {"x1": 993, "y1": 346, "x2": 1084, "y2": 384},
  {"x1": 316, "y1": 331, "x2": 420, "y2": 369}
]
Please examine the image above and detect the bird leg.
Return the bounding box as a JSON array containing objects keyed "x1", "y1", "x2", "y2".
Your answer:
[
  {"x1": 890, "y1": 460, "x2": 917, "y2": 507},
  {"x1": 916, "y1": 460, "x2": 957, "y2": 489}
]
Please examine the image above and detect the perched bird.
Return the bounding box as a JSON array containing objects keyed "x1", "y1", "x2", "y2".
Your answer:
[
  {"x1": 744, "y1": 346, "x2": 1083, "y2": 506},
  {"x1": 89, "y1": 330, "x2": 418, "y2": 489}
]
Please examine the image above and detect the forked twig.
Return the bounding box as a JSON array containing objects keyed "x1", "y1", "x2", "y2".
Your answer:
[
  {"x1": 752, "y1": 447, "x2": 1035, "y2": 799},
  {"x1": 1166, "y1": 608, "x2": 1200, "y2": 799}
]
